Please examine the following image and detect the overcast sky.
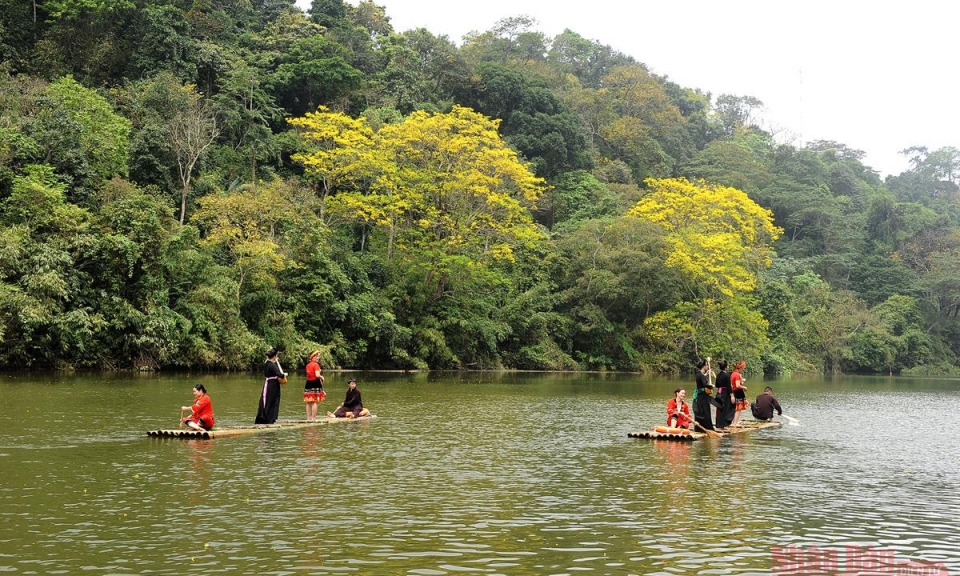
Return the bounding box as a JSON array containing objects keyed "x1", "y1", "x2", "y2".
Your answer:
[{"x1": 297, "y1": 0, "x2": 958, "y2": 176}]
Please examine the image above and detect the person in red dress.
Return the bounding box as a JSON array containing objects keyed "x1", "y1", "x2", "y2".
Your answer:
[
  {"x1": 303, "y1": 350, "x2": 326, "y2": 422},
  {"x1": 730, "y1": 360, "x2": 749, "y2": 427},
  {"x1": 182, "y1": 384, "x2": 215, "y2": 431},
  {"x1": 666, "y1": 388, "x2": 692, "y2": 429}
]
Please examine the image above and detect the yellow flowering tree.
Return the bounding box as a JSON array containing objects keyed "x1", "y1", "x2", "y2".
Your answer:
[
  {"x1": 627, "y1": 177, "x2": 781, "y2": 367},
  {"x1": 627, "y1": 177, "x2": 782, "y2": 299},
  {"x1": 290, "y1": 105, "x2": 548, "y2": 367},
  {"x1": 289, "y1": 109, "x2": 377, "y2": 207},
  {"x1": 291, "y1": 105, "x2": 547, "y2": 263}
]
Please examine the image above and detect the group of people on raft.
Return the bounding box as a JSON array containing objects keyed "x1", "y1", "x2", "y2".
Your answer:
[
  {"x1": 180, "y1": 347, "x2": 370, "y2": 432},
  {"x1": 666, "y1": 357, "x2": 782, "y2": 432}
]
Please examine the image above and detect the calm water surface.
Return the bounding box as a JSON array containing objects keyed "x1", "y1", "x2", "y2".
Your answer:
[{"x1": 0, "y1": 372, "x2": 957, "y2": 575}]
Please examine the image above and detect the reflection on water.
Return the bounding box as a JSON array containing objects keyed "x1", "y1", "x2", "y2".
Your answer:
[{"x1": 0, "y1": 373, "x2": 957, "y2": 574}]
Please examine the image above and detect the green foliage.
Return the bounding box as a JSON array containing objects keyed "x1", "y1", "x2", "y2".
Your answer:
[
  {"x1": 0, "y1": 125, "x2": 42, "y2": 195},
  {"x1": 9, "y1": 76, "x2": 133, "y2": 204},
  {"x1": 90, "y1": 179, "x2": 186, "y2": 368},
  {"x1": 685, "y1": 137, "x2": 771, "y2": 194},
  {"x1": 132, "y1": 5, "x2": 198, "y2": 81},
  {"x1": 162, "y1": 224, "x2": 262, "y2": 368},
  {"x1": 42, "y1": 0, "x2": 134, "y2": 21},
  {"x1": 0, "y1": 165, "x2": 101, "y2": 367},
  {"x1": 309, "y1": 0, "x2": 347, "y2": 28},
  {"x1": 460, "y1": 16, "x2": 548, "y2": 65},
  {"x1": 540, "y1": 170, "x2": 622, "y2": 232},
  {"x1": 0, "y1": 1, "x2": 957, "y2": 374},
  {"x1": 213, "y1": 59, "x2": 284, "y2": 183},
  {"x1": 555, "y1": 216, "x2": 678, "y2": 370},
  {"x1": 0, "y1": 0, "x2": 37, "y2": 71},
  {"x1": 370, "y1": 29, "x2": 465, "y2": 114},
  {"x1": 271, "y1": 35, "x2": 363, "y2": 115},
  {"x1": 547, "y1": 29, "x2": 636, "y2": 89},
  {"x1": 455, "y1": 62, "x2": 593, "y2": 178},
  {"x1": 713, "y1": 94, "x2": 764, "y2": 136},
  {"x1": 498, "y1": 255, "x2": 576, "y2": 370},
  {"x1": 642, "y1": 297, "x2": 768, "y2": 372}
]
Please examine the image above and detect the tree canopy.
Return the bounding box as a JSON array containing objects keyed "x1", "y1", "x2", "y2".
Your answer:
[{"x1": 0, "y1": 3, "x2": 956, "y2": 375}]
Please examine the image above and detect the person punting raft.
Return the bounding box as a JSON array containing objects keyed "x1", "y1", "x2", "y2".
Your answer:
[
  {"x1": 714, "y1": 361, "x2": 734, "y2": 429},
  {"x1": 181, "y1": 383, "x2": 215, "y2": 431},
  {"x1": 730, "y1": 360, "x2": 749, "y2": 428}
]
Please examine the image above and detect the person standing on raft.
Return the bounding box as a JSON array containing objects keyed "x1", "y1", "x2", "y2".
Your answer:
[
  {"x1": 692, "y1": 358, "x2": 718, "y2": 431},
  {"x1": 666, "y1": 388, "x2": 692, "y2": 429},
  {"x1": 255, "y1": 347, "x2": 287, "y2": 424},
  {"x1": 182, "y1": 383, "x2": 215, "y2": 431},
  {"x1": 303, "y1": 350, "x2": 326, "y2": 422},
  {"x1": 730, "y1": 360, "x2": 749, "y2": 428},
  {"x1": 714, "y1": 361, "x2": 735, "y2": 429}
]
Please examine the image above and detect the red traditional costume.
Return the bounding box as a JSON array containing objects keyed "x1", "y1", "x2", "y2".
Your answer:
[
  {"x1": 666, "y1": 398, "x2": 692, "y2": 429},
  {"x1": 731, "y1": 370, "x2": 749, "y2": 411},
  {"x1": 184, "y1": 394, "x2": 215, "y2": 430},
  {"x1": 303, "y1": 359, "x2": 326, "y2": 404}
]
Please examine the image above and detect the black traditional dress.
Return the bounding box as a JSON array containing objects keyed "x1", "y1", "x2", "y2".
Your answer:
[
  {"x1": 333, "y1": 386, "x2": 364, "y2": 418},
  {"x1": 714, "y1": 369, "x2": 735, "y2": 429},
  {"x1": 692, "y1": 370, "x2": 717, "y2": 431},
  {"x1": 255, "y1": 360, "x2": 283, "y2": 424}
]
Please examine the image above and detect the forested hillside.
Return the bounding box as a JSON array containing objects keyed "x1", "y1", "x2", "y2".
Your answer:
[{"x1": 1, "y1": 0, "x2": 958, "y2": 374}]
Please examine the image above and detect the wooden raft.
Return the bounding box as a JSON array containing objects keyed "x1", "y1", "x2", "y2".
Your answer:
[
  {"x1": 628, "y1": 420, "x2": 782, "y2": 441},
  {"x1": 146, "y1": 415, "x2": 377, "y2": 439}
]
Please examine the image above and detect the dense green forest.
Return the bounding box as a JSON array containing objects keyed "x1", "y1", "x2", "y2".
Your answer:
[{"x1": 2, "y1": 0, "x2": 959, "y2": 375}]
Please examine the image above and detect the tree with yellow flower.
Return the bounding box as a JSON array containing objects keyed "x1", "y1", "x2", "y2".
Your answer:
[
  {"x1": 627, "y1": 177, "x2": 782, "y2": 365},
  {"x1": 627, "y1": 177, "x2": 781, "y2": 299},
  {"x1": 290, "y1": 105, "x2": 547, "y2": 263},
  {"x1": 290, "y1": 105, "x2": 549, "y2": 367}
]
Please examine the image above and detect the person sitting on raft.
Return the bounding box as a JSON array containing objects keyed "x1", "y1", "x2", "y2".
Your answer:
[
  {"x1": 751, "y1": 386, "x2": 783, "y2": 421},
  {"x1": 327, "y1": 378, "x2": 370, "y2": 419},
  {"x1": 181, "y1": 383, "x2": 215, "y2": 431},
  {"x1": 666, "y1": 388, "x2": 692, "y2": 429}
]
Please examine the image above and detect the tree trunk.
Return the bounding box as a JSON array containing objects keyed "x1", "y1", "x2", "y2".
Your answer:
[{"x1": 180, "y1": 183, "x2": 188, "y2": 224}]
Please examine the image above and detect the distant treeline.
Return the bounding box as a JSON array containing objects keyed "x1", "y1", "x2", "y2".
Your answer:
[{"x1": 1, "y1": 0, "x2": 958, "y2": 375}]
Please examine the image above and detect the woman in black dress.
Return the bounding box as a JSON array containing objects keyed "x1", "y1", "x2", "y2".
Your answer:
[
  {"x1": 692, "y1": 358, "x2": 717, "y2": 431},
  {"x1": 255, "y1": 347, "x2": 287, "y2": 424},
  {"x1": 713, "y1": 361, "x2": 735, "y2": 429}
]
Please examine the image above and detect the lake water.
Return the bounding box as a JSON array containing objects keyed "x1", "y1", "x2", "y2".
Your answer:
[{"x1": 0, "y1": 372, "x2": 957, "y2": 575}]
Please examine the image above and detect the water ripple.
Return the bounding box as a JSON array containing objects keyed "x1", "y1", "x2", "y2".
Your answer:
[{"x1": 1, "y1": 376, "x2": 958, "y2": 574}]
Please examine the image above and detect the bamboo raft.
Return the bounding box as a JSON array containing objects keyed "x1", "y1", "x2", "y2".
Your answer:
[
  {"x1": 147, "y1": 415, "x2": 377, "y2": 439},
  {"x1": 628, "y1": 420, "x2": 782, "y2": 441}
]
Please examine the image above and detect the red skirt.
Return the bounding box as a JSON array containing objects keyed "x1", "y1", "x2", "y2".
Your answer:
[{"x1": 304, "y1": 388, "x2": 326, "y2": 404}]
